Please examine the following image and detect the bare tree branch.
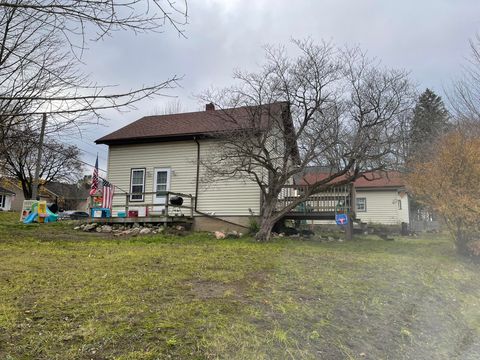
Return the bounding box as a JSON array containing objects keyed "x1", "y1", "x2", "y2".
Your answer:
[{"x1": 0, "y1": 1, "x2": 186, "y2": 155}]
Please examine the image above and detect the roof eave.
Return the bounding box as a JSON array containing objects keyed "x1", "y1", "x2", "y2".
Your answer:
[
  {"x1": 95, "y1": 133, "x2": 213, "y2": 145},
  {"x1": 355, "y1": 185, "x2": 406, "y2": 191},
  {"x1": 95, "y1": 127, "x2": 265, "y2": 145},
  {"x1": 0, "y1": 188, "x2": 15, "y2": 195}
]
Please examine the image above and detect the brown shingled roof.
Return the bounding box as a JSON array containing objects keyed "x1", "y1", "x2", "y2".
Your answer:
[
  {"x1": 95, "y1": 102, "x2": 288, "y2": 145},
  {"x1": 354, "y1": 171, "x2": 404, "y2": 188},
  {"x1": 297, "y1": 170, "x2": 405, "y2": 189}
]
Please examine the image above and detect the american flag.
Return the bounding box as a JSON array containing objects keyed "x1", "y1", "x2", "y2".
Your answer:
[
  {"x1": 101, "y1": 178, "x2": 115, "y2": 209},
  {"x1": 89, "y1": 155, "x2": 99, "y2": 195}
]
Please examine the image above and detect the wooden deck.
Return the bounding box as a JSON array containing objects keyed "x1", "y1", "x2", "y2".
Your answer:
[
  {"x1": 88, "y1": 185, "x2": 355, "y2": 224},
  {"x1": 281, "y1": 211, "x2": 337, "y2": 220},
  {"x1": 89, "y1": 191, "x2": 195, "y2": 225},
  {"x1": 279, "y1": 184, "x2": 356, "y2": 221},
  {"x1": 91, "y1": 216, "x2": 194, "y2": 224}
]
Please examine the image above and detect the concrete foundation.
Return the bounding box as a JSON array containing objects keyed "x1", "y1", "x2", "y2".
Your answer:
[{"x1": 193, "y1": 215, "x2": 254, "y2": 233}]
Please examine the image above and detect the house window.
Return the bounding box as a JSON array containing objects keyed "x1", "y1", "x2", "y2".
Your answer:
[
  {"x1": 398, "y1": 199, "x2": 402, "y2": 210},
  {"x1": 356, "y1": 197, "x2": 367, "y2": 212},
  {"x1": 0, "y1": 195, "x2": 5, "y2": 208},
  {"x1": 155, "y1": 171, "x2": 168, "y2": 196},
  {"x1": 130, "y1": 169, "x2": 145, "y2": 201}
]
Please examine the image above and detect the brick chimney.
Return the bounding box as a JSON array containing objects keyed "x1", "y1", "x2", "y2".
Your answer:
[{"x1": 205, "y1": 103, "x2": 215, "y2": 111}]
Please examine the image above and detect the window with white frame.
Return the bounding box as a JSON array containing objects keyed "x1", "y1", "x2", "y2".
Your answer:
[
  {"x1": 155, "y1": 170, "x2": 168, "y2": 197},
  {"x1": 130, "y1": 169, "x2": 145, "y2": 201},
  {"x1": 356, "y1": 197, "x2": 367, "y2": 212},
  {"x1": 0, "y1": 195, "x2": 5, "y2": 208},
  {"x1": 398, "y1": 199, "x2": 402, "y2": 210}
]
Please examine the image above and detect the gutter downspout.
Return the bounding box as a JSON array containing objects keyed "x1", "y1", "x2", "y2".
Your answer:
[
  {"x1": 194, "y1": 137, "x2": 200, "y2": 211},
  {"x1": 192, "y1": 137, "x2": 248, "y2": 230}
]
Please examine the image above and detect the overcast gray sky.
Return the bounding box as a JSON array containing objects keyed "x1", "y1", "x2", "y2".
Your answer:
[{"x1": 73, "y1": 0, "x2": 480, "y2": 174}]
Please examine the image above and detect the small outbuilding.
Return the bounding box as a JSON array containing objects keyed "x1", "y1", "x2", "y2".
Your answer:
[{"x1": 0, "y1": 186, "x2": 15, "y2": 211}]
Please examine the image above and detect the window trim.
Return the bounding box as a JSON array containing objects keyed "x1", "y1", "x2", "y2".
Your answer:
[
  {"x1": 129, "y1": 168, "x2": 146, "y2": 202},
  {"x1": 398, "y1": 199, "x2": 402, "y2": 210},
  {"x1": 356, "y1": 197, "x2": 367, "y2": 212},
  {"x1": 0, "y1": 194, "x2": 5, "y2": 208}
]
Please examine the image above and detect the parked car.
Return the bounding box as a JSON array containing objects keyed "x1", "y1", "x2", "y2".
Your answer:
[
  {"x1": 69, "y1": 211, "x2": 89, "y2": 220},
  {"x1": 57, "y1": 211, "x2": 89, "y2": 220},
  {"x1": 57, "y1": 211, "x2": 73, "y2": 220}
]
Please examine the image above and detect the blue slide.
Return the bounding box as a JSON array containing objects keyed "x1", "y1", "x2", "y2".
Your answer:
[
  {"x1": 23, "y1": 211, "x2": 38, "y2": 224},
  {"x1": 45, "y1": 208, "x2": 58, "y2": 223}
]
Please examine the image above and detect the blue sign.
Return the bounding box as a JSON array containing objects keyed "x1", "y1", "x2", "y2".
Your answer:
[{"x1": 335, "y1": 214, "x2": 348, "y2": 225}]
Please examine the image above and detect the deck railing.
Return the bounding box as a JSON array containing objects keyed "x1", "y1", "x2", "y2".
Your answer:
[
  {"x1": 89, "y1": 191, "x2": 194, "y2": 218},
  {"x1": 277, "y1": 184, "x2": 354, "y2": 215}
]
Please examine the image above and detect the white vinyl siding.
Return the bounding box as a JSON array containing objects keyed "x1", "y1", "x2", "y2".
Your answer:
[
  {"x1": 107, "y1": 139, "x2": 261, "y2": 216},
  {"x1": 355, "y1": 189, "x2": 409, "y2": 225}
]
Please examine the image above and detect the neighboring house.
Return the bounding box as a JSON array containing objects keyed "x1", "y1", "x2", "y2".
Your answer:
[
  {"x1": 95, "y1": 102, "x2": 292, "y2": 230},
  {"x1": 0, "y1": 177, "x2": 89, "y2": 211},
  {"x1": 43, "y1": 182, "x2": 90, "y2": 211},
  {"x1": 0, "y1": 186, "x2": 15, "y2": 211},
  {"x1": 0, "y1": 178, "x2": 25, "y2": 211},
  {"x1": 1, "y1": 177, "x2": 58, "y2": 211}
]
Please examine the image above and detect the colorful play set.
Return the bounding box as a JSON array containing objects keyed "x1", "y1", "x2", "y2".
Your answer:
[{"x1": 21, "y1": 200, "x2": 58, "y2": 224}]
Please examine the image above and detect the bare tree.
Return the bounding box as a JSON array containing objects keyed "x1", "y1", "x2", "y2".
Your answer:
[
  {"x1": 0, "y1": 0, "x2": 188, "y2": 43},
  {"x1": 201, "y1": 40, "x2": 415, "y2": 241},
  {"x1": 151, "y1": 99, "x2": 184, "y2": 115},
  {"x1": 0, "y1": 0, "x2": 186, "y2": 146},
  {"x1": 2, "y1": 128, "x2": 83, "y2": 199},
  {"x1": 449, "y1": 34, "x2": 480, "y2": 120}
]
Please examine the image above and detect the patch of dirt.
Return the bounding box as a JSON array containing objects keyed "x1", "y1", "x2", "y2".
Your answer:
[
  {"x1": 189, "y1": 271, "x2": 269, "y2": 301},
  {"x1": 190, "y1": 280, "x2": 234, "y2": 300}
]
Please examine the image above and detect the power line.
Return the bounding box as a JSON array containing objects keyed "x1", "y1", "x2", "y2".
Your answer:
[
  {"x1": 67, "y1": 134, "x2": 106, "y2": 151},
  {"x1": 37, "y1": 140, "x2": 132, "y2": 193},
  {"x1": 75, "y1": 146, "x2": 107, "y2": 162},
  {"x1": 45, "y1": 134, "x2": 108, "y2": 162},
  {"x1": 38, "y1": 140, "x2": 108, "y2": 173},
  {"x1": 3, "y1": 125, "x2": 112, "y2": 177}
]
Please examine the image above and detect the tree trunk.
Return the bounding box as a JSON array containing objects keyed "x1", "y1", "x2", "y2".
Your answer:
[
  {"x1": 455, "y1": 230, "x2": 471, "y2": 256},
  {"x1": 21, "y1": 180, "x2": 32, "y2": 200},
  {"x1": 255, "y1": 217, "x2": 275, "y2": 242},
  {"x1": 344, "y1": 214, "x2": 353, "y2": 240},
  {"x1": 255, "y1": 198, "x2": 278, "y2": 242}
]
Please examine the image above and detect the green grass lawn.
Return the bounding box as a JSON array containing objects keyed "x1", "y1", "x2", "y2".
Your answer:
[{"x1": 1, "y1": 212, "x2": 480, "y2": 359}]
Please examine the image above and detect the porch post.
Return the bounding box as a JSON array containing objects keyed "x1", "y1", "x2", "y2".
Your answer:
[
  {"x1": 190, "y1": 195, "x2": 194, "y2": 218},
  {"x1": 164, "y1": 192, "x2": 169, "y2": 228},
  {"x1": 89, "y1": 195, "x2": 94, "y2": 218},
  {"x1": 344, "y1": 214, "x2": 353, "y2": 241}
]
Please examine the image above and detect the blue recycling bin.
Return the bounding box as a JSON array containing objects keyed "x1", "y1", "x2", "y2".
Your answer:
[{"x1": 91, "y1": 207, "x2": 111, "y2": 218}]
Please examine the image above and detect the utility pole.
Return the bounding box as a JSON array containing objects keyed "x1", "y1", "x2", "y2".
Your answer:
[{"x1": 31, "y1": 113, "x2": 47, "y2": 200}]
